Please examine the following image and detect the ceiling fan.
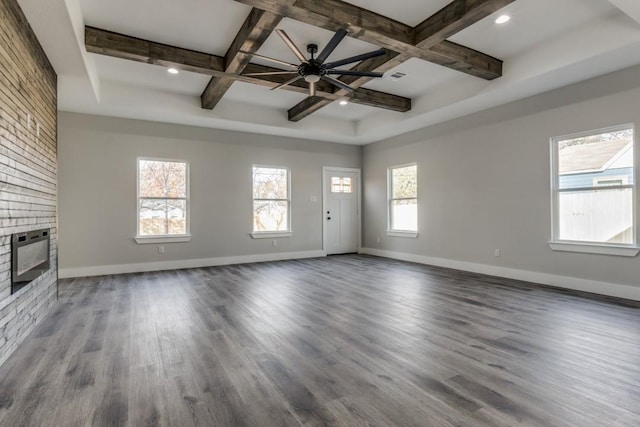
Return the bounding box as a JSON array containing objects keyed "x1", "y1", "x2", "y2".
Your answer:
[{"x1": 241, "y1": 28, "x2": 386, "y2": 97}]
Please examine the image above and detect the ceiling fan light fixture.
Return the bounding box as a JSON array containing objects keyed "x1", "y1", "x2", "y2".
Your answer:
[
  {"x1": 495, "y1": 15, "x2": 510, "y2": 24},
  {"x1": 304, "y1": 74, "x2": 321, "y2": 83}
]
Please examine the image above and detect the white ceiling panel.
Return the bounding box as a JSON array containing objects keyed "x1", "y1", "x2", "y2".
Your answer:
[
  {"x1": 315, "y1": 101, "x2": 378, "y2": 121},
  {"x1": 450, "y1": 0, "x2": 622, "y2": 59},
  {"x1": 343, "y1": 0, "x2": 451, "y2": 27},
  {"x1": 222, "y1": 81, "x2": 307, "y2": 109},
  {"x1": 80, "y1": 0, "x2": 250, "y2": 55},
  {"x1": 92, "y1": 55, "x2": 211, "y2": 95},
  {"x1": 363, "y1": 58, "x2": 468, "y2": 98}
]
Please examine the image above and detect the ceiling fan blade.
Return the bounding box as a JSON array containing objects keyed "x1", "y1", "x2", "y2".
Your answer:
[
  {"x1": 309, "y1": 81, "x2": 316, "y2": 97},
  {"x1": 316, "y1": 28, "x2": 348, "y2": 64},
  {"x1": 326, "y1": 70, "x2": 384, "y2": 78},
  {"x1": 271, "y1": 75, "x2": 303, "y2": 91},
  {"x1": 276, "y1": 29, "x2": 308, "y2": 63},
  {"x1": 321, "y1": 75, "x2": 355, "y2": 93},
  {"x1": 323, "y1": 48, "x2": 386, "y2": 70},
  {"x1": 243, "y1": 71, "x2": 299, "y2": 76},
  {"x1": 239, "y1": 51, "x2": 298, "y2": 69}
]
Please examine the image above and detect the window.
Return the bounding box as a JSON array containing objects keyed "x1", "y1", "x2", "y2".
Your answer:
[
  {"x1": 388, "y1": 163, "x2": 418, "y2": 237},
  {"x1": 136, "y1": 158, "x2": 189, "y2": 243},
  {"x1": 252, "y1": 166, "x2": 291, "y2": 237},
  {"x1": 550, "y1": 124, "x2": 638, "y2": 256},
  {"x1": 331, "y1": 176, "x2": 352, "y2": 193}
]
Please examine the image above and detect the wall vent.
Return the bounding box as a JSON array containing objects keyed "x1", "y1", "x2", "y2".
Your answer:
[{"x1": 389, "y1": 71, "x2": 407, "y2": 80}]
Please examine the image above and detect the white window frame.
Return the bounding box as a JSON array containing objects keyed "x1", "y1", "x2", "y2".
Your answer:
[
  {"x1": 387, "y1": 162, "x2": 418, "y2": 238},
  {"x1": 251, "y1": 165, "x2": 292, "y2": 239},
  {"x1": 135, "y1": 157, "x2": 191, "y2": 244},
  {"x1": 549, "y1": 124, "x2": 638, "y2": 256}
]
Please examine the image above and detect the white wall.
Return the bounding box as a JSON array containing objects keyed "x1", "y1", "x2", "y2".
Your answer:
[
  {"x1": 362, "y1": 65, "x2": 640, "y2": 298},
  {"x1": 58, "y1": 113, "x2": 361, "y2": 276}
]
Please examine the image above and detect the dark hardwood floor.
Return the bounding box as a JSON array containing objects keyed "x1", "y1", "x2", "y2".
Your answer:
[{"x1": 0, "y1": 255, "x2": 638, "y2": 426}]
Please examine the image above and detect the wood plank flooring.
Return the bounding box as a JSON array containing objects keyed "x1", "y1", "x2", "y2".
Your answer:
[{"x1": 0, "y1": 255, "x2": 638, "y2": 426}]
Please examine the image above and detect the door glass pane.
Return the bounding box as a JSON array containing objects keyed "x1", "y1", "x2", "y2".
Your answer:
[
  {"x1": 253, "y1": 201, "x2": 289, "y2": 232},
  {"x1": 558, "y1": 188, "x2": 633, "y2": 243},
  {"x1": 331, "y1": 176, "x2": 352, "y2": 193},
  {"x1": 392, "y1": 199, "x2": 417, "y2": 231},
  {"x1": 139, "y1": 199, "x2": 187, "y2": 235}
]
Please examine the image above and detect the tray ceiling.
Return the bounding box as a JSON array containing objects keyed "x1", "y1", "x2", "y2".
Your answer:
[{"x1": 16, "y1": 0, "x2": 640, "y2": 144}]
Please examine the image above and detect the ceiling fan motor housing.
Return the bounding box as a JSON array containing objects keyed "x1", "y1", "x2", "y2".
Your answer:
[{"x1": 299, "y1": 61, "x2": 323, "y2": 82}]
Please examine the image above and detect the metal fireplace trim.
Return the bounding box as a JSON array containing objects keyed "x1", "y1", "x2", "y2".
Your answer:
[{"x1": 11, "y1": 228, "x2": 51, "y2": 294}]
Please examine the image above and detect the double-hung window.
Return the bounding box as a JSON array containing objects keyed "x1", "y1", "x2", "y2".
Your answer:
[
  {"x1": 388, "y1": 163, "x2": 418, "y2": 237},
  {"x1": 136, "y1": 158, "x2": 190, "y2": 243},
  {"x1": 550, "y1": 124, "x2": 638, "y2": 256},
  {"x1": 252, "y1": 166, "x2": 291, "y2": 238}
]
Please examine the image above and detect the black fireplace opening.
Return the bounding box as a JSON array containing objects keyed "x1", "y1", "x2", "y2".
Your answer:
[{"x1": 11, "y1": 228, "x2": 51, "y2": 294}]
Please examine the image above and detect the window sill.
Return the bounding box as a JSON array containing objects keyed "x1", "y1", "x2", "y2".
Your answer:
[
  {"x1": 135, "y1": 235, "x2": 191, "y2": 244},
  {"x1": 251, "y1": 231, "x2": 293, "y2": 239},
  {"x1": 548, "y1": 241, "x2": 639, "y2": 257},
  {"x1": 387, "y1": 230, "x2": 419, "y2": 239}
]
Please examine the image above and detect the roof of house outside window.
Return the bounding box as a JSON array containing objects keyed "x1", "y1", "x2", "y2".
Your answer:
[{"x1": 559, "y1": 139, "x2": 632, "y2": 174}]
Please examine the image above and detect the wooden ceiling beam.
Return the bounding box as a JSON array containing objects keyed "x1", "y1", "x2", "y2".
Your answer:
[
  {"x1": 231, "y1": 0, "x2": 504, "y2": 80},
  {"x1": 84, "y1": 26, "x2": 409, "y2": 113},
  {"x1": 286, "y1": 0, "x2": 514, "y2": 121},
  {"x1": 201, "y1": 8, "x2": 283, "y2": 109},
  {"x1": 288, "y1": 83, "x2": 411, "y2": 122},
  {"x1": 85, "y1": 26, "x2": 226, "y2": 76}
]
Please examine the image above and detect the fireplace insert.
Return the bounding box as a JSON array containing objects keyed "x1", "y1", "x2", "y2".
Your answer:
[{"x1": 11, "y1": 228, "x2": 50, "y2": 294}]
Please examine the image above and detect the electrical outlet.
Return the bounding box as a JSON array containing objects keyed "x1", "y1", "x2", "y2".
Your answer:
[
  {"x1": 494, "y1": 248, "x2": 501, "y2": 257},
  {"x1": 272, "y1": 239, "x2": 278, "y2": 247},
  {"x1": 158, "y1": 245, "x2": 165, "y2": 254},
  {"x1": 376, "y1": 236, "x2": 381, "y2": 243}
]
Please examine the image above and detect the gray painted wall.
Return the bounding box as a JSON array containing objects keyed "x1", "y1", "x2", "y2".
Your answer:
[
  {"x1": 58, "y1": 112, "x2": 361, "y2": 272},
  {"x1": 363, "y1": 65, "x2": 640, "y2": 290}
]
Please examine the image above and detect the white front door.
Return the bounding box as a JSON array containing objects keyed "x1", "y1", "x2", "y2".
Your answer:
[{"x1": 323, "y1": 168, "x2": 360, "y2": 255}]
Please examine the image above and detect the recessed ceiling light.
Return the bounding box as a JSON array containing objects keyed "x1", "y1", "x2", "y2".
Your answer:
[
  {"x1": 495, "y1": 15, "x2": 510, "y2": 24},
  {"x1": 339, "y1": 99, "x2": 348, "y2": 106},
  {"x1": 167, "y1": 68, "x2": 179, "y2": 74}
]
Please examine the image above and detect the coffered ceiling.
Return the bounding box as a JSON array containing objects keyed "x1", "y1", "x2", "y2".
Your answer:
[{"x1": 17, "y1": 0, "x2": 640, "y2": 144}]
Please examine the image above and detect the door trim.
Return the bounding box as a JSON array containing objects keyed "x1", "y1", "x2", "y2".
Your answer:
[{"x1": 322, "y1": 166, "x2": 362, "y2": 255}]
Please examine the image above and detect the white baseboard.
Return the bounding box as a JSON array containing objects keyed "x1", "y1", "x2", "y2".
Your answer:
[
  {"x1": 59, "y1": 250, "x2": 326, "y2": 279},
  {"x1": 360, "y1": 248, "x2": 640, "y2": 302}
]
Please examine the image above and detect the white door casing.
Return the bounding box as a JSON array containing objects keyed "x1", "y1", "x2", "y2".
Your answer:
[{"x1": 323, "y1": 167, "x2": 361, "y2": 255}]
